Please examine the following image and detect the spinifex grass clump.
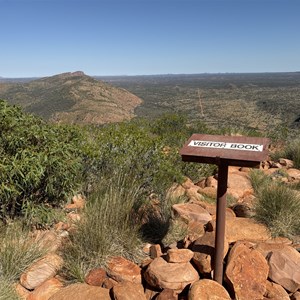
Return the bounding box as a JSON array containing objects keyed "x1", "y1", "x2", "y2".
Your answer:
[
  {"x1": 0, "y1": 279, "x2": 19, "y2": 300},
  {"x1": 283, "y1": 139, "x2": 300, "y2": 169},
  {"x1": 250, "y1": 170, "x2": 300, "y2": 238},
  {"x1": 0, "y1": 223, "x2": 45, "y2": 299},
  {"x1": 62, "y1": 173, "x2": 145, "y2": 282},
  {"x1": 0, "y1": 223, "x2": 45, "y2": 282}
]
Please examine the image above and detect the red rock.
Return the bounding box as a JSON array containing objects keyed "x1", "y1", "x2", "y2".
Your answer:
[
  {"x1": 225, "y1": 241, "x2": 269, "y2": 300},
  {"x1": 14, "y1": 283, "x2": 30, "y2": 299},
  {"x1": 112, "y1": 282, "x2": 147, "y2": 300},
  {"x1": 268, "y1": 246, "x2": 300, "y2": 293},
  {"x1": 32, "y1": 230, "x2": 62, "y2": 253},
  {"x1": 166, "y1": 183, "x2": 186, "y2": 200},
  {"x1": 227, "y1": 171, "x2": 253, "y2": 199},
  {"x1": 192, "y1": 231, "x2": 229, "y2": 274},
  {"x1": 156, "y1": 288, "x2": 178, "y2": 300},
  {"x1": 263, "y1": 280, "x2": 290, "y2": 300},
  {"x1": 199, "y1": 187, "x2": 217, "y2": 199},
  {"x1": 204, "y1": 176, "x2": 218, "y2": 188},
  {"x1": 172, "y1": 203, "x2": 212, "y2": 224},
  {"x1": 107, "y1": 256, "x2": 142, "y2": 283},
  {"x1": 27, "y1": 278, "x2": 63, "y2": 300},
  {"x1": 287, "y1": 168, "x2": 300, "y2": 179},
  {"x1": 20, "y1": 253, "x2": 63, "y2": 290},
  {"x1": 85, "y1": 267, "x2": 107, "y2": 286},
  {"x1": 166, "y1": 249, "x2": 194, "y2": 263},
  {"x1": 150, "y1": 244, "x2": 163, "y2": 259},
  {"x1": 278, "y1": 158, "x2": 294, "y2": 168},
  {"x1": 225, "y1": 217, "x2": 271, "y2": 243},
  {"x1": 188, "y1": 279, "x2": 231, "y2": 300},
  {"x1": 254, "y1": 241, "x2": 288, "y2": 258},
  {"x1": 186, "y1": 185, "x2": 205, "y2": 201},
  {"x1": 102, "y1": 277, "x2": 118, "y2": 289},
  {"x1": 48, "y1": 283, "x2": 110, "y2": 300},
  {"x1": 181, "y1": 178, "x2": 195, "y2": 189},
  {"x1": 144, "y1": 256, "x2": 199, "y2": 292},
  {"x1": 291, "y1": 291, "x2": 300, "y2": 300}
]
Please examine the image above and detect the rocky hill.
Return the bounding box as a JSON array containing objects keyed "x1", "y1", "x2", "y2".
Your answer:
[
  {"x1": 0, "y1": 71, "x2": 142, "y2": 124},
  {"x1": 12, "y1": 160, "x2": 300, "y2": 299}
]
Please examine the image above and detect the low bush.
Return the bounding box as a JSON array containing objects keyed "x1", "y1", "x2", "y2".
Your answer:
[
  {"x1": 0, "y1": 100, "x2": 82, "y2": 221},
  {"x1": 250, "y1": 170, "x2": 300, "y2": 238},
  {"x1": 62, "y1": 173, "x2": 145, "y2": 281}
]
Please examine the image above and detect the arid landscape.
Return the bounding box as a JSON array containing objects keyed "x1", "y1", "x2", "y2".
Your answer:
[
  {"x1": 0, "y1": 72, "x2": 300, "y2": 299},
  {"x1": 1, "y1": 72, "x2": 299, "y2": 132},
  {"x1": 99, "y1": 72, "x2": 300, "y2": 132}
]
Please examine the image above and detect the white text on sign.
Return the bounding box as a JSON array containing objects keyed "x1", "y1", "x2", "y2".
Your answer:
[{"x1": 188, "y1": 140, "x2": 264, "y2": 152}]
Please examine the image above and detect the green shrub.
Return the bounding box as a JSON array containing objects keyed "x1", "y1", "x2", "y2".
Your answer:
[
  {"x1": 0, "y1": 100, "x2": 83, "y2": 220},
  {"x1": 62, "y1": 173, "x2": 145, "y2": 281}
]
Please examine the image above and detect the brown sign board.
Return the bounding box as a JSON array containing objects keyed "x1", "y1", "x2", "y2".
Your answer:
[
  {"x1": 180, "y1": 133, "x2": 270, "y2": 284},
  {"x1": 180, "y1": 134, "x2": 270, "y2": 168}
]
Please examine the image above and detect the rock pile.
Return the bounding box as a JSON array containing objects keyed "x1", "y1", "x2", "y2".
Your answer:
[{"x1": 14, "y1": 160, "x2": 300, "y2": 299}]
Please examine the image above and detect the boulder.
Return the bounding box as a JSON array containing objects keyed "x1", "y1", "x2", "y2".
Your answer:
[
  {"x1": 186, "y1": 185, "x2": 205, "y2": 201},
  {"x1": 150, "y1": 244, "x2": 163, "y2": 259},
  {"x1": 191, "y1": 231, "x2": 229, "y2": 274},
  {"x1": 156, "y1": 288, "x2": 178, "y2": 300},
  {"x1": 166, "y1": 183, "x2": 186, "y2": 200},
  {"x1": 20, "y1": 253, "x2": 63, "y2": 290},
  {"x1": 48, "y1": 283, "x2": 110, "y2": 300},
  {"x1": 172, "y1": 203, "x2": 212, "y2": 224},
  {"x1": 287, "y1": 168, "x2": 300, "y2": 180},
  {"x1": 107, "y1": 256, "x2": 142, "y2": 284},
  {"x1": 254, "y1": 239, "x2": 290, "y2": 258},
  {"x1": 85, "y1": 267, "x2": 107, "y2": 286},
  {"x1": 188, "y1": 279, "x2": 231, "y2": 300},
  {"x1": 166, "y1": 248, "x2": 194, "y2": 263},
  {"x1": 14, "y1": 283, "x2": 31, "y2": 300},
  {"x1": 27, "y1": 278, "x2": 63, "y2": 300},
  {"x1": 225, "y1": 241, "x2": 269, "y2": 300},
  {"x1": 32, "y1": 230, "x2": 62, "y2": 253},
  {"x1": 144, "y1": 256, "x2": 199, "y2": 292},
  {"x1": 268, "y1": 246, "x2": 300, "y2": 293},
  {"x1": 291, "y1": 291, "x2": 300, "y2": 300},
  {"x1": 263, "y1": 280, "x2": 290, "y2": 300},
  {"x1": 279, "y1": 158, "x2": 294, "y2": 168},
  {"x1": 227, "y1": 171, "x2": 253, "y2": 199},
  {"x1": 225, "y1": 217, "x2": 271, "y2": 243},
  {"x1": 112, "y1": 282, "x2": 147, "y2": 300}
]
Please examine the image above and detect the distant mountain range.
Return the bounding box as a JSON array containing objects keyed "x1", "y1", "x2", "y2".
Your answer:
[{"x1": 0, "y1": 71, "x2": 142, "y2": 124}]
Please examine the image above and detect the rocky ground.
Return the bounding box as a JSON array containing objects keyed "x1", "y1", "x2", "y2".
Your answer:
[{"x1": 13, "y1": 159, "x2": 300, "y2": 300}]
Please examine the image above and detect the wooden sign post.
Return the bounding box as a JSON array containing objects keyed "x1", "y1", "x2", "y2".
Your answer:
[{"x1": 180, "y1": 134, "x2": 269, "y2": 284}]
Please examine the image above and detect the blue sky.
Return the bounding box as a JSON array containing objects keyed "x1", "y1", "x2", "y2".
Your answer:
[{"x1": 0, "y1": 0, "x2": 299, "y2": 77}]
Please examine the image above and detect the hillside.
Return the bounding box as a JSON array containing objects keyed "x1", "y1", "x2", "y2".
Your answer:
[{"x1": 0, "y1": 71, "x2": 142, "y2": 124}]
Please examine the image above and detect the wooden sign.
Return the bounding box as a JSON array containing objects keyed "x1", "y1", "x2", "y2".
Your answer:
[
  {"x1": 180, "y1": 134, "x2": 270, "y2": 168},
  {"x1": 180, "y1": 134, "x2": 270, "y2": 285}
]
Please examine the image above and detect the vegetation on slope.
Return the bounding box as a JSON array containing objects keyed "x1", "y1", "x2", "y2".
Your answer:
[
  {"x1": 250, "y1": 170, "x2": 300, "y2": 238},
  {"x1": 0, "y1": 71, "x2": 142, "y2": 124},
  {"x1": 1, "y1": 99, "x2": 300, "y2": 283}
]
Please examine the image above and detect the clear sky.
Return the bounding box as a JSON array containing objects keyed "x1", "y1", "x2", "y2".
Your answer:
[{"x1": 0, "y1": 0, "x2": 299, "y2": 77}]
